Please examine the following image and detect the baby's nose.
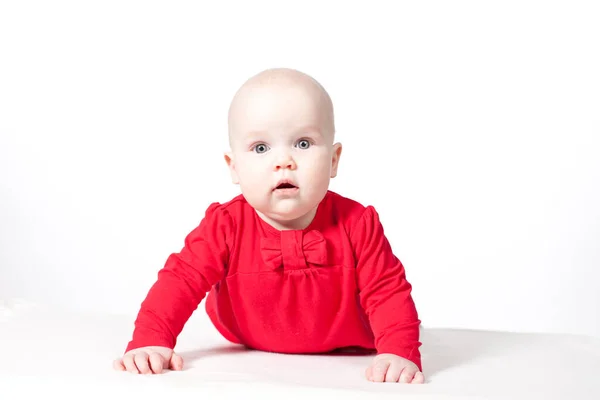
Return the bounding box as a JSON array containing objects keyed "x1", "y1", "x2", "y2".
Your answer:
[{"x1": 274, "y1": 152, "x2": 297, "y2": 170}]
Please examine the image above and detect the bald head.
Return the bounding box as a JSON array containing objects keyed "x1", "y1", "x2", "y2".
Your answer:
[{"x1": 227, "y1": 68, "x2": 335, "y2": 145}]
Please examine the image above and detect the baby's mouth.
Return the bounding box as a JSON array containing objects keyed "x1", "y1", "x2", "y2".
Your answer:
[
  {"x1": 276, "y1": 183, "x2": 297, "y2": 189},
  {"x1": 274, "y1": 179, "x2": 299, "y2": 192}
]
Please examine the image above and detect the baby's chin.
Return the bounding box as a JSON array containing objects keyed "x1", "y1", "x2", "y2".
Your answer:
[
  {"x1": 266, "y1": 208, "x2": 308, "y2": 222},
  {"x1": 258, "y1": 203, "x2": 318, "y2": 229}
]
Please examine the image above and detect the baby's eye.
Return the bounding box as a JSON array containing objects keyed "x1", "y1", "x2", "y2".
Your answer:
[
  {"x1": 296, "y1": 139, "x2": 311, "y2": 150},
  {"x1": 253, "y1": 143, "x2": 269, "y2": 154}
]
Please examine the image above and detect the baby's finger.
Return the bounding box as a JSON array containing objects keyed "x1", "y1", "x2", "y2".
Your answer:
[
  {"x1": 148, "y1": 352, "x2": 164, "y2": 374},
  {"x1": 365, "y1": 365, "x2": 373, "y2": 381},
  {"x1": 412, "y1": 371, "x2": 425, "y2": 384},
  {"x1": 113, "y1": 358, "x2": 126, "y2": 371},
  {"x1": 134, "y1": 352, "x2": 151, "y2": 374},
  {"x1": 169, "y1": 353, "x2": 184, "y2": 371},
  {"x1": 384, "y1": 363, "x2": 404, "y2": 383},
  {"x1": 123, "y1": 354, "x2": 139, "y2": 374},
  {"x1": 370, "y1": 359, "x2": 390, "y2": 383},
  {"x1": 399, "y1": 366, "x2": 416, "y2": 383}
]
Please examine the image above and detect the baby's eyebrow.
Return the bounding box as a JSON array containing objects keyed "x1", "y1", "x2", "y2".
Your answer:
[
  {"x1": 238, "y1": 126, "x2": 324, "y2": 145},
  {"x1": 293, "y1": 126, "x2": 324, "y2": 138},
  {"x1": 246, "y1": 130, "x2": 265, "y2": 137},
  {"x1": 241, "y1": 130, "x2": 267, "y2": 142}
]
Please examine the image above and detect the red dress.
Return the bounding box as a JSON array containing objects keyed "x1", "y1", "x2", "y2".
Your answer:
[{"x1": 125, "y1": 191, "x2": 422, "y2": 370}]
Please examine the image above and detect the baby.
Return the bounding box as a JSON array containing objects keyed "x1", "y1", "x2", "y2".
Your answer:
[{"x1": 113, "y1": 68, "x2": 424, "y2": 384}]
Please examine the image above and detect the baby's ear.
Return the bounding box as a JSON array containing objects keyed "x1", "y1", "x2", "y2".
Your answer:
[
  {"x1": 224, "y1": 152, "x2": 240, "y2": 184},
  {"x1": 330, "y1": 142, "x2": 343, "y2": 178}
]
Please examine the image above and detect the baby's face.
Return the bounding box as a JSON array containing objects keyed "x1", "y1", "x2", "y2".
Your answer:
[{"x1": 226, "y1": 77, "x2": 341, "y2": 230}]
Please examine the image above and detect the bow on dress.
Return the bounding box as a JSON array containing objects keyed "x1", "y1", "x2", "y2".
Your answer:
[{"x1": 260, "y1": 230, "x2": 328, "y2": 270}]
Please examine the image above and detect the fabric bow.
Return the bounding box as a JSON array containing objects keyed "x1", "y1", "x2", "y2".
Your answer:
[{"x1": 260, "y1": 230, "x2": 328, "y2": 270}]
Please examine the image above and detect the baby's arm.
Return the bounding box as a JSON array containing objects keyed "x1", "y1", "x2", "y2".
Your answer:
[
  {"x1": 351, "y1": 206, "x2": 423, "y2": 383},
  {"x1": 115, "y1": 203, "x2": 233, "y2": 374}
]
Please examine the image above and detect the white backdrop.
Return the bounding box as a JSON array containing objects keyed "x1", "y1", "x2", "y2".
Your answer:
[{"x1": 1, "y1": 1, "x2": 599, "y2": 339}]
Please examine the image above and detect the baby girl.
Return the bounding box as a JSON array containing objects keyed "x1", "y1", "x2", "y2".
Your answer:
[{"x1": 113, "y1": 68, "x2": 424, "y2": 384}]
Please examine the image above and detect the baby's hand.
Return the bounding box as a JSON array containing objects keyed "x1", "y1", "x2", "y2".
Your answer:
[
  {"x1": 113, "y1": 346, "x2": 183, "y2": 374},
  {"x1": 365, "y1": 353, "x2": 424, "y2": 383}
]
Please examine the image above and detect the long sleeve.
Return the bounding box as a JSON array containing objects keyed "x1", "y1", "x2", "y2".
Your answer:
[
  {"x1": 351, "y1": 206, "x2": 422, "y2": 370},
  {"x1": 125, "y1": 202, "x2": 234, "y2": 353}
]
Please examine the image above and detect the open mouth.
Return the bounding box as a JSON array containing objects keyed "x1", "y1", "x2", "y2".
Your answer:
[
  {"x1": 276, "y1": 183, "x2": 297, "y2": 189},
  {"x1": 274, "y1": 180, "x2": 298, "y2": 191}
]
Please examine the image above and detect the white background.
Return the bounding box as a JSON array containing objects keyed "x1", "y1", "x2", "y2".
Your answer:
[{"x1": 1, "y1": 1, "x2": 599, "y2": 338}]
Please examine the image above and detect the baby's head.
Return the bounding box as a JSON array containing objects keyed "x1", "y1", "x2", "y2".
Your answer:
[{"x1": 225, "y1": 68, "x2": 342, "y2": 230}]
